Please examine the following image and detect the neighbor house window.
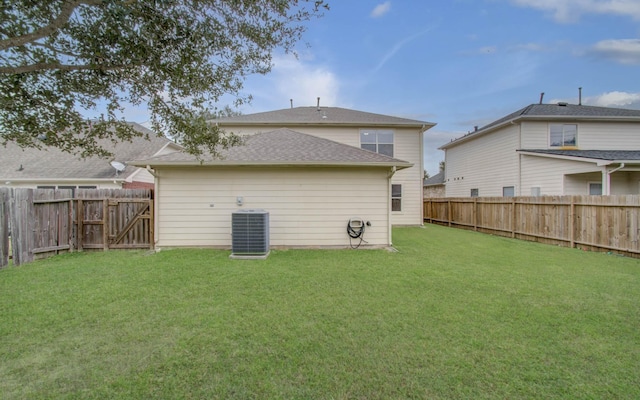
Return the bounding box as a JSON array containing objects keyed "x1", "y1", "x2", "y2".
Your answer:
[
  {"x1": 589, "y1": 182, "x2": 602, "y2": 195},
  {"x1": 503, "y1": 186, "x2": 515, "y2": 197},
  {"x1": 391, "y1": 184, "x2": 402, "y2": 211},
  {"x1": 361, "y1": 129, "x2": 394, "y2": 157},
  {"x1": 470, "y1": 188, "x2": 479, "y2": 197},
  {"x1": 550, "y1": 124, "x2": 577, "y2": 147}
]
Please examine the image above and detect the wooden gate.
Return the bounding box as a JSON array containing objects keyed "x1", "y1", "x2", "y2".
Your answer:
[
  {"x1": 76, "y1": 189, "x2": 153, "y2": 251},
  {"x1": 1, "y1": 188, "x2": 153, "y2": 267}
]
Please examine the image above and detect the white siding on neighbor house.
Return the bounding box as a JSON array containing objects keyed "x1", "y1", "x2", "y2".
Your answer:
[
  {"x1": 155, "y1": 166, "x2": 391, "y2": 248},
  {"x1": 445, "y1": 124, "x2": 520, "y2": 197},
  {"x1": 521, "y1": 155, "x2": 602, "y2": 195},
  {"x1": 521, "y1": 121, "x2": 640, "y2": 150},
  {"x1": 127, "y1": 168, "x2": 154, "y2": 184},
  {"x1": 222, "y1": 124, "x2": 424, "y2": 225}
]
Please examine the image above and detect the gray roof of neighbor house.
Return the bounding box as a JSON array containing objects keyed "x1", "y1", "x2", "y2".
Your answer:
[
  {"x1": 518, "y1": 149, "x2": 640, "y2": 162},
  {"x1": 132, "y1": 128, "x2": 413, "y2": 169},
  {"x1": 215, "y1": 106, "x2": 435, "y2": 129},
  {"x1": 424, "y1": 171, "x2": 445, "y2": 186},
  {"x1": 440, "y1": 103, "x2": 640, "y2": 149},
  {"x1": 1, "y1": 123, "x2": 177, "y2": 181}
]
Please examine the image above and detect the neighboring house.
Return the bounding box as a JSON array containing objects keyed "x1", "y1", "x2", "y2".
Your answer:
[
  {"x1": 133, "y1": 106, "x2": 434, "y2": 249},
  {"x1": 1, "y1": 123, "x2": 180, "y2": 193},
  {"x1": 423, "y1": 171, "x2": 445, "y2": 198},
  {"x1": 439, "y1": 103, "x2": 640, "y2": 197}
]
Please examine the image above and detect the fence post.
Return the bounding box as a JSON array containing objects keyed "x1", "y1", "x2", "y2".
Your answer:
[
  {"x1": 569, "y1": 197, "x2": 575, "y2": 248},
  {"x1": 447, "y1": 200, "x2": 452, "y2": 227},
  {"x1": 77, "y1": 199, "x2": 84, "y2": 252},
  {"x1": 511, "y1": 198, "x2": 516, "y2": 238},
  {"x1": 103, "y1": 198, "x2": 109, "y2": 251}
]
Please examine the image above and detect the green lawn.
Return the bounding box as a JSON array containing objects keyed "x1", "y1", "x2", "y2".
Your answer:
[{"x1": 1, "y1": 225, "x2": 639, "y2": 399}]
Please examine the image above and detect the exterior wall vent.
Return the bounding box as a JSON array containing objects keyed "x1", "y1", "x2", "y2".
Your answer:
[{"x1": 231, "y1": 209, "x2": 270, "y2": 258}]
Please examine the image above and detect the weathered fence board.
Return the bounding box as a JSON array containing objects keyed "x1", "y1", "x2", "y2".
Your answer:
[
  {"x1": 425, "y1": 195, "x2": 640, "y2": 257},
  {"x1": 2, "y1": 188, "x2": 153, "y2": 266},
  {"x1": 0, "y1": 188, "x2": 9, "y2": 268}
]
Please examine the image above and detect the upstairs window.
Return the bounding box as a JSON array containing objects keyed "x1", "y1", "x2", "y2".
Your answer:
[
  {"x1": 550, "y1": 124, "x2": 577, "y2": 147},
  {"x1": 361, "y1": 129, "x2": 394, "y2": 157}
]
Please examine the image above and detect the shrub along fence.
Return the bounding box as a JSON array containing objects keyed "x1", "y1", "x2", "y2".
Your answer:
[
  {"x1": 0, "y1": 188, "x2": 153, "y2": 267},
  {"x1": 424, "y1": 195, "x2": 640, "y2": 258}
]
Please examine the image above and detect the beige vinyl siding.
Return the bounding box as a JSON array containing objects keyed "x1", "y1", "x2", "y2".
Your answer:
[
  {"x1": 445, "y1": 124, "x2": 520, "y2": 197},
  {"x1": 520, "y1": 122, "x2": 550, "y2": 148},
  {"x1": 155, "y1": 166, "x2": 390, "y2": 248},
  {"x1": 391, "y1": 129, "x2": 423, "y2": 224},
  {"x1": 521, "y1": 155, "x2": 602, "y2": 195},
  {"x1": 576, "y1": 122, "x2": 640, "y2": 149},
  {"x1": 221, "y1": 124, "x2": 424, "y2": 225},
  {"x1": 521, "y1": 121, "x2": 640, "y2": 150}
]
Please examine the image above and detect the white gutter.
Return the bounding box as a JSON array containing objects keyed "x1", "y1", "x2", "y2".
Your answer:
[{"x1": 603, "y1": 163, "x2": 625, "y2": 195}]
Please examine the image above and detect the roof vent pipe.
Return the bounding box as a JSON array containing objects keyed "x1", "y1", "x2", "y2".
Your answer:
[
  {"x1": 317, "y1": 97, "x2": 320, "y2": 110},
  {"x1": 578, "y1": 87, "x2": 582, "y2": 106},
  {"x1": 290, "y1": 99, "x2": 293, "y2": 108},
  {"x1": 474, "y1": 126, "x2": 478, "y2": 132},
  {"x1": 539, "y1": 92, "x2": 545, "y2": 104}
]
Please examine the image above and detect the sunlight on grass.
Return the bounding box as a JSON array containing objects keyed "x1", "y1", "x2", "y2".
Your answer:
[{"x1": 1, "y1": 225, "x2": 639, "y2": 399}]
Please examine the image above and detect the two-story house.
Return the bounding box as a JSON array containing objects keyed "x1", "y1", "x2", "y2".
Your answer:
[
  {"x1": 440, "y1": 103, "x2": 640, "y2": 197},
  {"x1": 132, "y1": 106, "x2": 434, "y2": 249}
]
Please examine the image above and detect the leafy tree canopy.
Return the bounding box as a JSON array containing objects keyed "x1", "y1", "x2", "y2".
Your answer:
[{"x1": 0, "y1": 0, "x2": 328, "y2": 158}]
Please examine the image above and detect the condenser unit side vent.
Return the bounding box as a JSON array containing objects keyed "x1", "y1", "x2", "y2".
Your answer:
[{"x1": 231, "y1": 209, "x2": 270, "y2": 258}]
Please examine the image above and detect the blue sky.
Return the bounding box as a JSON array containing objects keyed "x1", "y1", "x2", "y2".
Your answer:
[{"x1": 131, "y1": 1, "x2": 640, "y2": 176}]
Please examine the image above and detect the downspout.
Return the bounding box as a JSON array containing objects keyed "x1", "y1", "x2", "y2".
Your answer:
[
  {"x1": 146, "y1": 165, "x2": 160, "y2": 245},
  {"x1": 604, "y1": 163, "x2": 625, "y2": 195}
]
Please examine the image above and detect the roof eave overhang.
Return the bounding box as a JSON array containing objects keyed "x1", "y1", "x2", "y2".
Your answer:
[
  {"x1": 131, "y1": 161, "x2": 414, "y2": 170},
  {"x1": 440, "y1": 115, "x2": 640, "y2": 150},
  {"x1": 219, "y1": 121, "x2": 436, "y2": 132},
  {"x1": 517, "y1": 150, "x2": 640, "y2": 166}
]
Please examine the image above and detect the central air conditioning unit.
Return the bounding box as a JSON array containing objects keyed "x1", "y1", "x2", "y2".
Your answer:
[{"x1": 231, "y1": 209, "x2": 270, "y2": 258}]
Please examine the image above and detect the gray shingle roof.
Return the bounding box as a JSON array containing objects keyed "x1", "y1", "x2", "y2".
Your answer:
[
  {"x1": 215, "y1": 106, "x2": 435, "y2": 128},
  {"x1": 133, "y1": 128, "x2": 413, "y2": 169},
  {"x1": 1, "y1": 123, "x2": 176, "y2": 180},
  {"x1": 424, "y1": 171, "x2": 445, "y2": 186},
  {"x1": 442, "y1": 103, "x2": 640, "y2": 149},
  {"x1": 518, "y1": 149, "x2": 640, "y2": 161}
]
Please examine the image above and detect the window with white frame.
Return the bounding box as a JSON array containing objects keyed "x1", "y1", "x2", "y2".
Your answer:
[
  {"x1": 391, "y1": 184, "x2": 402, "y2": 211},
  {"x1": 589, "y1": 182, "x2": 602, "y2": 195},
  {"x1": 550, "y1": 124, "x2": 577, "y2": 147},
  {"x1": 360, "y1": 129, "x2": 394, "y2": 157}
]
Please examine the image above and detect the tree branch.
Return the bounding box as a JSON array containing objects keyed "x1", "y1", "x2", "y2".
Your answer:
[
  {"x1": 0, "y1": 0, "x2": 103, "y2": 52},
  {"x1": 0, "y1": 61, "x2": 129, "y2": 74}
]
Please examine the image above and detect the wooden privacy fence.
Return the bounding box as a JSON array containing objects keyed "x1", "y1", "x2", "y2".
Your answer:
[
  {"x1": 0, "y1": 188, "x2": 153, "y2": 267},
  {"x1": 424, "y1": 195, "x2": 640, "y2": 258}
]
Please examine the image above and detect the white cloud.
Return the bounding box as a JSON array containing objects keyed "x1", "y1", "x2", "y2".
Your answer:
[
  {"x1": 371, "y1": 2, "x2": 391, "y2": 18},
  {"x1": 372, "y1": 26, "x2": 437, "y2": 74},
  {"x1": 270, "y1": 54, "x2": 340, "y2": 107},
  {"x1": 508, "y1": 0, "x2": 640, "y2": 22},
  {"x1": 591, "y1": 39, "x2": 640, "y2": 64},
  {"x1": 551, "y1": 91, "x2": 640, "y2": 108}
]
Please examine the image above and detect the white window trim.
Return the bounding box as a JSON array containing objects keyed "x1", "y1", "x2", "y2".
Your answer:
[
  {"x1": 360, "y1": 129, "x2": 395, "y2": 157},
  {"x1": 549, "y1": 123, "x2": 578, "y2": 148},
  {"x1": 588, "y1": 181, "x2": 602, "y2": 195},
  {"x1": 391, "y1": 183, "x2": 402, "y2": 213}
]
